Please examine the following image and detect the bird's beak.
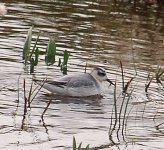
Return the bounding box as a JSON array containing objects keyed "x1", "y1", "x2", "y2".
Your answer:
[{"x1": 106, "y1": 78, "x2": 115, "y2": 85}]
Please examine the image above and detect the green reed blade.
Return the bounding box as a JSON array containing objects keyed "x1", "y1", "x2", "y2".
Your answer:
[
  {"x1": 156, "y1": 68, "x2": 164, "y2": 83},
  {"x1": 62, "y1": 66, "x2": 67, "y2": 75},
  {"x1": 63, "y1": 50, "x2": 69, "y2": 65},
  {"x1": 29, "y1": 32, "x2": 40, "y2": 60},
  {"x1": 34, "y1": 47, "x2": 39, "y2": 66},
  {"x1": 77, "y1": 142, "x2": 82, "y2": 150},
  {"x1": 62, "y1": 50, "x2": 69, "y2": 75},
  {"x1": 45, "y1": 39, "x2": 56, "y2": 65},
  {"x1": 23, "y1": 27, "x2": 32, "y2": 65},
  {"x1": 73, "y1": 136, "x2": 76, "y2": 150},
  {"x1": 85, "y1": 144, "x2": 90, "y2": 150},
  {"x1": 30, "y1": 58, "x2": 35, "y2": 74}
]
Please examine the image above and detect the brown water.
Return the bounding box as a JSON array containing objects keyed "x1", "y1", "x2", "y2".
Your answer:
[{"x1": 0, "y1": 0, "x2": 164, "y2": 150}]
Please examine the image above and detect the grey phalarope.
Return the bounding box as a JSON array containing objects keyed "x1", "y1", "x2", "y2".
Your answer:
[{"x1": 34, "y1": 67, "x2": 114, "y2": 97}]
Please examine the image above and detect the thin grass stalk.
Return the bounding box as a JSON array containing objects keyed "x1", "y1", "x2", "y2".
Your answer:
[
  {"x1": 23, "y1": 79, "x2": 26, "y2": 102},
  {"x1": 155, "y1": 122, "x2": 164, "y2": 129},
  {"x1": 108, "y1": 131, "x2": 117, "y2": 146},
  {"x1": 113, "y1": 81, "x2": 118, "y2": 125},
  {"x1": 16, "y1": 74, "x2": 21, "y2": 111},
  {"x1": 41, "y1": 116, "x2": 49, "y2": 135},
  {"x1": 21, "y1": 79, "x2": 28, "y2": 130},
  {"x1": 31, "y1": 84, "x2": 40, "y2": 95},
  {"x1": 142, "y1": 77, "x2": 153, "y2": 119},
  {"x1": 108, "y1": 105, "x2": 115, "y2": 143},
  {"x1": 109, "y1": 80, "x2": 119, "y2": 134},
  {"x1": 116, "y1": 93, "x2": 126, "y2": 139},
  {"x1": 17, "y1": 75, "x2": 20, "y2": 103},
  {"x1": 117, "y1": 70, "x2": 133, "y2": 140},
  {"x1": 146, "y1": 71, "x2": 151, "y2": 81},
  {"x1": 109, "y1": 106, "x2": 121, "y2": 144},
  {"x1": 123, "y1": 77, "x2": 134, "y2": 93},
  {"x1": 122, "y1": 87, "x2": 135, "y2": 139},
  {"x1": 41, "y1": 95, "x2": 52, "y2": 118},
  {"x1": 116, "y1": 68, "x2": 133, "y2": 136},
  {"x1": 124, "y1": 100, "x2": 135, "y2": 135},
  {"x1": 109, "y1": 81, "x2": 118, "y2": 143},
  {"x1": 21, "y1": 109, "x2": 27, "y2": 130},
  {"x1": 120, "y1": 61, "x2": 125, "y2": 91},
  {"x1": 109, "y1": 102, "x2": 115, "y2": 135},
  {"x1": 141, "y1": 101, "x2": 147, "y2": 120},
  {"x1": 145, "y1": 77, "x2": 153, "y2": 93},
  {"x1": 109, "y1": 106, "x2": 114, "y2": 135},
  {"x1": 145, "y1": 77, "x2": 153, "y2": 119},
  {"x1": 30, "y1": 78, "x2": 47, "y2": 103},
  {"x1": 124, "y1": 85, "x2": 137, "y2": 136},
  {"x1": 109, "y1": 80, "x2": 118, "y2": 142},
  {"x1": 27, "y1": 80, "x2": 33, "y2": 108},
  {"x1": 58, "y1": 58, "x2": 62, "y2": 67},
  {"x1": 118, "y1": 78, "x2": 134, "y2": 140}
]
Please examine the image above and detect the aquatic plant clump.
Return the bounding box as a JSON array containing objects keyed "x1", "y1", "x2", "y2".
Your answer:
[{"x1": 22, "y1": 27, "x2": 70, "y2": 74}]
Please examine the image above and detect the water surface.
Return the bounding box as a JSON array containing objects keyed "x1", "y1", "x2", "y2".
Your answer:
[{"x1": 0, "y1": 0, "x2": 164, "y2": 150}]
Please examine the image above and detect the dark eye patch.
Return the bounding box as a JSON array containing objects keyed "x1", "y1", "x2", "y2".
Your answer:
[{"x1": 97, "y1": 71, "x2": 106, "y2": 76}]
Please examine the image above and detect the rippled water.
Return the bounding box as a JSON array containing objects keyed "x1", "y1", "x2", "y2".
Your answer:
[{"x1": 0, "y1": 0, "x2": 164, "y2": 150}]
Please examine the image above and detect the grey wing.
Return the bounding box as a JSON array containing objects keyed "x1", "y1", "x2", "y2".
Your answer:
[
  {"x1": 45, "y1": 75, "x2": 74, "y2": 88},
  {"x1": 45, "y1": 73, "x2": 99, "y2": 88},
  {"x1": 46, "y1": 80, "x2": 67, "y2": 88},
  {"x1": 66, "y1": 73, "x2": 99, "y2": 88}
]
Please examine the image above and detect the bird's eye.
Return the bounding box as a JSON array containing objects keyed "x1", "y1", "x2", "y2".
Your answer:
[{"x1": 98, "y1": 71, "x2": 106, "y2": 77}]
